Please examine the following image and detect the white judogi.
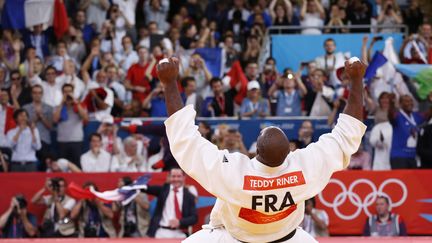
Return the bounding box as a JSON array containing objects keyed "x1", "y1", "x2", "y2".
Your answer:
[{"x1": 165, "y1": 105, "x2": 366, "y2": 242}]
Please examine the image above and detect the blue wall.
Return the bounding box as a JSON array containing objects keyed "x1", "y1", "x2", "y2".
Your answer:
[{"x1": 272, "y1": 33, "x2": 404, "y2": 72}]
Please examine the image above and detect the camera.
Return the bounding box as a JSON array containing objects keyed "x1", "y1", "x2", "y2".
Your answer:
[
  {"x1": 123, "y1": 221, "x2": 137, "y2": 237},
  {"x1": 15, "y1": 195, "x2": 27, "y2": 209},
  {"x1": 66, "y1": 95, "x2": 74, "y2": 102},
  {"x1": 51, "y1": 178, "x2": 61, "y2": 192}
]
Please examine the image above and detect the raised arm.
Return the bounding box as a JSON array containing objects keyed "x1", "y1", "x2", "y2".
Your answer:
[
  {"x1": 157, "y1": 57, "x2": 184, "y2": 115},
  {"x1": 343, "y1": 60, "x2": 367, "y2": 121}
]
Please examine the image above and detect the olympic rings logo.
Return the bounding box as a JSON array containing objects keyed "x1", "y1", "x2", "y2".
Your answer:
[{"x1": 318, "y1": 178, "x2": 408, "y2": 221}]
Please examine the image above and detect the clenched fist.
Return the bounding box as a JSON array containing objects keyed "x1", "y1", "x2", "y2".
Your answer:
[
  {"x1": 344, "y1": 59, "x2": 367, "y2": 83},
  {"x1": 157, "y1": 57, "x2": 180, "y2": 86}
]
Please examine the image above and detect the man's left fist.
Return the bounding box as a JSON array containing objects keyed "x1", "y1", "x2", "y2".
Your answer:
[{"x1": 157, "y1": 57, "x2": 179, "y2": 85}]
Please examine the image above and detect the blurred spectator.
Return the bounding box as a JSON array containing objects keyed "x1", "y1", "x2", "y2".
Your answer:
[
  {"x1": 37, "y1": 66, "x2": 62, "y2": 108},
  {"x1": 220, "y1": 35, "x2": 240, "y2": 75},
  {"x1": 53, "y1": 84, "x2": 88, "y2": 166},
  {"x1": 82, "y1": 70, "x2": 115, "y2": 121},
  {"x1": 315, "y1": 38, "x2": 346, "y2": 87},
  {"x1": 417, "y1": 116, "x2": 432, "y2": 168},
  {"x1": 114, "y1": 176, "x2": 150, "y2": 237},
  {"x1": 80, "y1": 133, "x2": 111, "y2": 172},
  {"x1": 0, "y1": 29, "x2": 21, "y2": 71},
  {"x1": 242, "y1": 35, "x2": 261, "y2": 64},
  {"x1": 324, "y1": 4, "x2": 348, "y2": 33},
  {"x1": 268, "y1": 71, "x2": 307, "y2": 116},
  {"x1": 0, "y1": 195, "x2": 37, "y2": 238},
  {"x1": 22, "y1": 24, "x2": 51, "y2": 60},
  {"x1": 298, "y1": 120, "x2": 315, "y2": 148},
  {"x1": 220, "y1": 128, "x2": 248, "y2": 155},
  {"x1": 142, "y1": 168, "x2": 197, "y2": 238},
  {"x1": 304, "y1": 69, "x2": 335, "y2": 116},
  {"x1": 245, "y1": 62, "x2": 260, "y2": 82},
  {"x1": 73, "y1": 9, "x2": 97, "y2": 45},
  {"x1": 124, "y1": 46, "x2": 155, "y2": 103},
  {"x1": 23, "y1": 85, "x2": 53, "y2": 168},
  {"x1": 301, "y1": 197, "x2": 329, "y2": 237},
  {"x1": 144, "y1": 0, "x2": 170, "y2": 33},
  {"x1": 0, "y1": 66, "x2": 9, "y2": 88},
  {"x1": 373, "y1": 92, "x2": 391, "y2": 123},
  {"x1": 184, "y1": 53, "x2": 212, "y2": 97},
  {"x1": 180, "y1": 24, "x2": 199, "y2": 50},
  {"x1": 46, "y1": 155, "x2": 82, "y2": 173},
  {"x1": 97, "y1": 115, "x2": 122, "y2": 155},
  {"x1": 348, "y1": 144, "x2": 372, "y2": 170},
  {"x1": 259, "y1": 58, "x2": 278, "y2": 97},
  {"x1": 269, "y1": 0, "x2": 293, "y2": 27},
  {"x1": 0, "y1": 150, "x2": 8, "y2": 172},
  {"x1": 114, "y1": 35, "x2": 139, "y2": 72},
  {"x1": 9, "y1": 70, "x2": 32, "y2": 109},
  {"x1": 389, "y1": 95, "x2": 425, "y2": 169},
  {"x1": 0, "y1": 88, "x2": 15, "y2": 156},
  {"x1": 55, "y1": 60, "x2": 86, "y2": 100},
  {"x1": 81, "y1": 38, "x2": 103, "y2": 77},
  {"x1": 198, "y1": 121, "x2": 212, "y2": 141},
  {"x1": 402, "y1": 0, "x2": 424, "y2": 34},
  {"x1": 300, "y1": 0, "x2": 326, "y2": 35},
  {"x1": 377, "y1": 0, "x2": 403, "y2": 33},
  {"x1": 71, "y1": 182, "x2": 115, "y2": 238},
  {"x1": 142, "y1": 81, "x2": 167, "y2": 117},
  {"x1": 111, "y1": 136, "x2": 147, "y2": 172},
  {"x1": 347, "y1": 0, "x2": 372, "y2": 33},
  {"x1": 240, "y1": 80, "x2": 270, "y2": 118},
  {"x1": 180, "y1": 77, "x2": 203, "y2": 114},
  {"x1": 247, "y1": 4, "x2": 272, "y2": 29},
  {"x1": 201, "y1": 78, "x2": 237, "y2": 117},
  {"x1": 369, "y1": 118, "x2": 393, "y2": 170},
  {"x1": 6, "y1": 109, "x2": 41, "y2": 172},
  {"x1": 363, "y1": 196, "x2": 407, "y2": 236},
  {"x1": 226, "y1": 10, "x2": 246, "y2": 44},
  {"x1": 47, "y1": 41, "x2": 71, "y2": 73},
  {"x1": 289, "y1": 139, "x2": 302, "y2": 152},
  {"x1": 227, "y1": 0, "x2": 250, "y2": 23},
  {"x1": 80, "y1": 0, "x2": 110, "y2": 32},
  {"x1": 32, "y1": 177, "x2": 77, "y2": 237}
]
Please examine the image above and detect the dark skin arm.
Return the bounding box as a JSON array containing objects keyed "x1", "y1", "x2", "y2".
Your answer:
[
  {"x1": 156, "y1": 57, "x2": 184, "y2": 116},
  {"x1": 342, "y1": 60, "x2": 367, "y2": 121}
]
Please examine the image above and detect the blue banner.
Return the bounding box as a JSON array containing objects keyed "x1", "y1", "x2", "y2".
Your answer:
[{"x1": 272, "y1": 33, "x2": 404, "y2": 72}]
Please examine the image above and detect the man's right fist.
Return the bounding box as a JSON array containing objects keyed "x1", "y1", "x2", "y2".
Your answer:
[
  {"x1": 344, "y1": 59, "x2": 367, "y2": 83},
  {"x1": 157, "y1": 57, "x2": 179, "y2": 85}
]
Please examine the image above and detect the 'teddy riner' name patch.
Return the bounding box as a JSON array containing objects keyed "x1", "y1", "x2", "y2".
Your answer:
[{"x1": 243, "y1": 171, "x2": 305, "y2": 191}]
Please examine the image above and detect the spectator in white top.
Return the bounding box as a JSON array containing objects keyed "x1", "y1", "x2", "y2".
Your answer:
[
  {"x1": 113, "y1": 0, "x2": 137, "y2": 28},
  {"x1": 114, "y1": 35, "x2": 139, "y2": 72},
  {"x1": 6, "y1": 109, "x2": 41, "y2": 172},
  {"x1": 97, "y1": 115, "x2": 122, "y2": 155},
  {"x1": 301, "y1": 197, "x2": 329, "y2": 237},
  {"x1": 81, "y1": 0, "x2": 110, "y2": 32},
  {"x1": 55, "y1": 60, "x2": 85, "y2": 100},
  {"x1": 144, "y1": 0, "x2": 170, "y2": 33},
  {"x1": 315, "y1": 38, "x2": 347, "y2": 87},
  {"x1": 111, "y1": 136, "x2": 147, "y2": 172},
  {"x1": 40, "y1": 66, "x2": 63, "y2": 108},
  {"x1": 105, "y1": 64, "x2": 129, "y2": 105},
  {"x1": 80, "y1": 133, "x2": 111, "y2": 172},
  {"x1": 300, "y1": 0, "x2": 326, "y2": 35},
  {"x1": 369, "y1": 117, "x2": 393, "y2": 170},
  {"x1": 377, "y1": 0, "x2": 403, "y2": 33},
  {"x1": 46, "y1": 41, "x2": 71, "y2": 73},
  {"x1": 81, "y1": 70, "x2": 115, "y2": 121}
]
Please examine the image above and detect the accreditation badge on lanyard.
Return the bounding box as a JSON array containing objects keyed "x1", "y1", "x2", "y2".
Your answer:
[
  {"x1": 400, "y1": 110, "x2": 417, "y2": 148},
  {"x1": 284, "y1": 91, "x2": 295, "y2": 114}
]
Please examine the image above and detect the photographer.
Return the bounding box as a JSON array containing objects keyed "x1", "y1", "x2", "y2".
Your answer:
[
  {"x1": 53, "y1": 84, "x2": 88, "y2": 167},
  {"x1": 0, "y1": 195, "x2": 37, "y2": 238},
  {"x1": 70, "y1": 182, "x2": 115, "y2": 238},
  {"x1": 113, "y1": 176, "x2": 150, "y2": 238},
  {"x1": 31, "y1": 177, "x2": 77, "y2": 237},
  {"x1": 183, "y1": 53, "x2": 212, "y2": 98}
]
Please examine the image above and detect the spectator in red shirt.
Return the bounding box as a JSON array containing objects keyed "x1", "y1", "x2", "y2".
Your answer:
[
  {"x1": 0, "y1": 88, "x2": 16, "y2": 159},
  {"x1": 124, "y1": 46, "x2": 156, "y2": 103}
]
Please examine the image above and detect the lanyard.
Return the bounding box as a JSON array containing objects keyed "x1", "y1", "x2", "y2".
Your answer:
[
  {"x1": 399, "y1": 110, "x2": 417, "y2": 127},
  {"x1": 283, "y1": 90, "x2": 296, "y2": 106}
]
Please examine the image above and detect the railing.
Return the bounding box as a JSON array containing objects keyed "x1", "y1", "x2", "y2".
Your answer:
[{"x1": 267, "y1": 24, "x2": 409, "y2": 36}]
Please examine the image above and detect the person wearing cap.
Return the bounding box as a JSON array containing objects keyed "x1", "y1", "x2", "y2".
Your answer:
[
  {"x1": 268, "y1": 71, "x2": 307, "y2": 116},
  {"x1": 240, "y1": 80, "x2": 270, "y2": 118},
  {"x1": 97, "y1": 115, "x2": 122, "y2": 155}
]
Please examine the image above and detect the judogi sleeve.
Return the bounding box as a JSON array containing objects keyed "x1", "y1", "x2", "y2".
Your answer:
[
  {"x1": 298, "y1": 113, "x2": 366, "y2": 197},
  {"x1": 164, "y1": 105, "x2": 235, "y2": 200}
]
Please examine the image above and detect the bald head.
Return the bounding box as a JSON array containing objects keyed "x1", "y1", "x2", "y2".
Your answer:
[{"x1": 256, "y1": 126, "x2": 290, "y2": 167}]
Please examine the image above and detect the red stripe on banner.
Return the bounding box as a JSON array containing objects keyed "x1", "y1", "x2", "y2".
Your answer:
[
  {"x1": 238, "y1": 204, "x2": 297, "y2": 224},
  {"x1": 243, "y1": 171, "x2": 305, "y2": 191}
]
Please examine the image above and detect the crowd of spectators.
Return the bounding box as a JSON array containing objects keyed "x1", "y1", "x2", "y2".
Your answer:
[{"x1": 0, "y1": 0, "x2": 431, "y2": 238}]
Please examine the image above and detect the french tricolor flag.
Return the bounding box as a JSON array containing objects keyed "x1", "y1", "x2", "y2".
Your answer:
[{"x1": 1, "y1": 0, "x2": 69, "y2": 39}]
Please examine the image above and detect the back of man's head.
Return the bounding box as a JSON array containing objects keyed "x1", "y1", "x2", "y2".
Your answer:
[{"x1": 256, "y1": 127, "x2": 290, "y2": 167}]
